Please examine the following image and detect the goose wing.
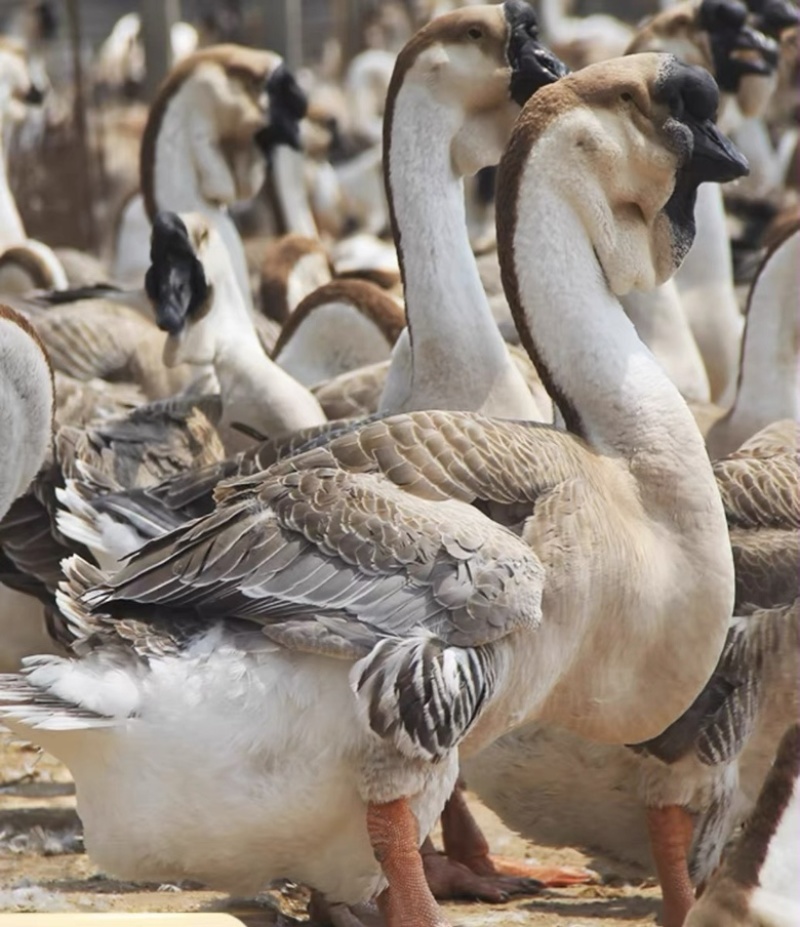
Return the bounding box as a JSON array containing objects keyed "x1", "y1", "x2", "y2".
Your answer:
[{"x1": 63, "y1": 411, "x2": 592, "y2": 758}]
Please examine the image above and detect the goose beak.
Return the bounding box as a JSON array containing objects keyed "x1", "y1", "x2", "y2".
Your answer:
[
  {"x1": 503, "y1": 0, "x2": 569, "y2": 107},
  {"x1": 23, "y1": 83, "x2": 46, "y2": 105},
  {"x1": 256, "y1": 63, "x2": 308, "y2": 155},
  {"x1": 687, "y1": 117, "x2": 750, "y2": 183},
  {"x1": 700, "y1": 0, "x2": 778, "y2": 89},
  {"x1": 752, "y1": 0, "x2": 800, "y2": 38},
  {"x1": 145, "y1": 212, "x2": 208, "y2": 335}
]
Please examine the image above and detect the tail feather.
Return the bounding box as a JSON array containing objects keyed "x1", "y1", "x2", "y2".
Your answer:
[{"x1": 0, "y1": 670, "x2": 117, "y2": 731}]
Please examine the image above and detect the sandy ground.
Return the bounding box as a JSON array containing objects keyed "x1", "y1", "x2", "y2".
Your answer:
[{"x1": 0, "y1": 737, "x2": 665, "y2": 925}]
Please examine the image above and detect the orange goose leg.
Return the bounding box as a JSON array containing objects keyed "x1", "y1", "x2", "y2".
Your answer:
[
  {"x1": 425, "y1": 782, "x2": 597, "y2": 900},
  {"x1": 647, "y1": 805, "x2": 696, "y2": 927},
  {"x1": 367, "y1": 798, "x2": 450, "y2": 927}
]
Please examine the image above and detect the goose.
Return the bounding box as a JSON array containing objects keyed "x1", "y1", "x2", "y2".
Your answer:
[
  {"x1": 462, "y1": 419, "x2": 799, "y2": 927},
  {"x1": 271, "y1": 278, "x2": 405, "y2": 386},
  {"x1": 54, "y1": 0, "x2": 567, "y2": 556},
  {"x1": 706, "y1": 217, "x2": 799, "y2": 457},
  {"x1": 0, "y1": 52, "x2": 746, "y2": 927},
  {"x1": 0, "y1": 304, "x2": 52, "y2": 520},
  {"x1": 628, "y1": 0, "x2": 779, "y2": 403},
  {"x1": 0, "y1": 304, "x2": 58, "y2": 671},
  {"x1": 143, "y1": 210, "x2": 327, "y2": 449},
  {"x1": 94, "y1": 12, "x2": 198, "y2": 99},
  {"x1": 684, "y1": 722, "x2": 800, "y2": 927},
  {"x1": 0, "y1": 38, "x2": 68, "y2": 291},
  {"x1": 112, "y1": 44, "x2": 308, "y2": 310},
  {"x1": 376, "y1": 0, "x2": 566, "y2": 420},
  {"x1": 258, "y1": 232, "x2": 332, "y2": 324}
]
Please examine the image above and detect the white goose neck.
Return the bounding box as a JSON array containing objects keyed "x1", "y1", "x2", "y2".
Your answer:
[
  {"x1": 0, "y1": 130, "x2": 25, "y2": 246},
  {"x1": 211, "y1": 271, "x2": 326, "y2": 438},
  {"x1": 511, "y1": 162, "x2": 712, "y2": 496},
  {"x1": 730, "y1": 231, "x2": 800, "y2": 429},
  {"x1": 385, "y1": 83, "x2": 529, "y2": 415}
]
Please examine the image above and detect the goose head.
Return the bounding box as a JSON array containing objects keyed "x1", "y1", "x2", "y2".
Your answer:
[
  {"x1": 499, "y1": 53, "x2": 748, "y2": 297},
  {"x1": 0, "y1": 38, "x2": 46, "y2": 118},
  {"x1": 628, "y1": 0, "x2": 779, "y2": 118},
  {"x1": 145, "y1": 211, "x2": 234, "y2": 368},
  {"x1": 142, "y1": 46, "x2": 307, "y2": 218},
  {"x1": 386, "y1": 1, "x2": 567, "y2": 177}
]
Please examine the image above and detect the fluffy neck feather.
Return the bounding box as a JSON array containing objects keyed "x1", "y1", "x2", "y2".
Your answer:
[{"x1": 381, "y1": 81, "x2": 539, "y2": 418}]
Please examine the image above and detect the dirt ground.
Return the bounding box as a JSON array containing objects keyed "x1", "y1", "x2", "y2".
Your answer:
[{"x1": 0, "y1": 737, "x2": 665, "y2": 925}]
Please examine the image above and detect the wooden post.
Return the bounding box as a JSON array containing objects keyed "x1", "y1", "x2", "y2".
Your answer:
[
  {"x1": 263, "y1": 0, "x2": 303, "y2": 67},
  {"x1": 65, "y1": 0, "x2": 96, "y2": 250},
  {"x1": 141, "y1": 0, "x2": 181, "y2": 101}
]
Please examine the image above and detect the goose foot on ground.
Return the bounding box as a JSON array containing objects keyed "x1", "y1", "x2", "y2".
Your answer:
[
  {"x1": 308, "y1": 893, "x2": 382, "y2": 927},
  {"x1": 438, "y1": 785, "x2": 598, "y2": 893},
  {"x1": 646, "y1": 805, "x2": 696, "y2": 927}
]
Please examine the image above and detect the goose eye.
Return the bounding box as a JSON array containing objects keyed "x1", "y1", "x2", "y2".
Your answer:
[{"x1": 467, "y1": 26, "x2": 483, "y2": 40}]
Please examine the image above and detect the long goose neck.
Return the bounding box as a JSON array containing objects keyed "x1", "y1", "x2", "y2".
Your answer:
[
  {"x1": 729, "y1": 231, "x2": 800, "y2": 426},
  {"x1": 0, "y1": 313, "x2": 52, "y2": 519},
  {"x1": 211, "y1": 272, "x2": 326, "y2": 435},
  {"x1": 271, "y1": 146, "x2": 319, "y2": 238},
  {"x1": 385, "y1": 85, "x2": 511, "y2": 397},
  {"x1": 0, "y1": 128, "x2": 25, "y2": 246},
  {"x1": 503, "y1": 163, "x2": 719, "y2": 515}
]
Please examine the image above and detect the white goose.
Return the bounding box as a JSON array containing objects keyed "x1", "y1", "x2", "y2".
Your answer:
[
  {"x1": 0, "y1": 38, "x2": 67, "y2": 292},
  {"x1": 627, "y1": 0, "x2": 779, "y2": 403},
  {"x1": 0, "y1": 53, "x2": 744, "y2": 927},
  {"x1": 377, "y1": 0, "x2": 565, "y2": 420},
  {"x1": 144, "y1": 210, "x2": 327, "y2": 449},
  {"x1": 706, "y1": 218, "x2": 799, "y2": 457},
  {"x1": 113, "y1": 44, "x2": 307, "y2": 311},
  {"x1": 0, "y1": 304, "x2": 59, "y2": 670},
  {"x1": 0, "y1": 304, "x2": 52, "y2": 520}
]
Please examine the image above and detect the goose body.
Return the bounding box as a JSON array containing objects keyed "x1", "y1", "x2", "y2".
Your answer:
[
  {"x1": 272, "y1": 278, "x2": 404, "y2": 386},
  {"x1": 0, "y1": 52, "x2": 744, "y2": 925},
  {"x1": 464, "y1": 420, "x2": 800, "y2": 926}
]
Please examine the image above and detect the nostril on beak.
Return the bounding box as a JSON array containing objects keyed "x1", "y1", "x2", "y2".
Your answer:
[{"x1": 24, "y1": 84, "x2": 45, "y2": 105}]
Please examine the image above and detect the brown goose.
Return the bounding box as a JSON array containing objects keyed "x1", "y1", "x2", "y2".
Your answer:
[
  {"x1": 0, "y1": 53, "x2": 745, "y2": 927},
  {"x1": 271, "y1": 278, "x2": 405, "y2": 386},
  {"x1": 685, "y1": 722, "x2": 800, "y2": 927}
]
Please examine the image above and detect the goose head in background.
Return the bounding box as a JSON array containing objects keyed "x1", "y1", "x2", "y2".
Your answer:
[
  {"x1": 145, "y1": 210, "x2": 326, "y2": 442},
  {"x1": 133, "y1": 45, "x2": 307, "y2": 310},
  {"x1": 629, "y1": 0, "x2": 779, "y2": 119},
  {"x1": 0, "y1": 37, "x2": 46, "y2": 118}
]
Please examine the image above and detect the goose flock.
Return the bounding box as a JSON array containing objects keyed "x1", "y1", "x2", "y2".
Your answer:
[{"x1": 0, "y1": 2, "x2": 797, "y2": 926}]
